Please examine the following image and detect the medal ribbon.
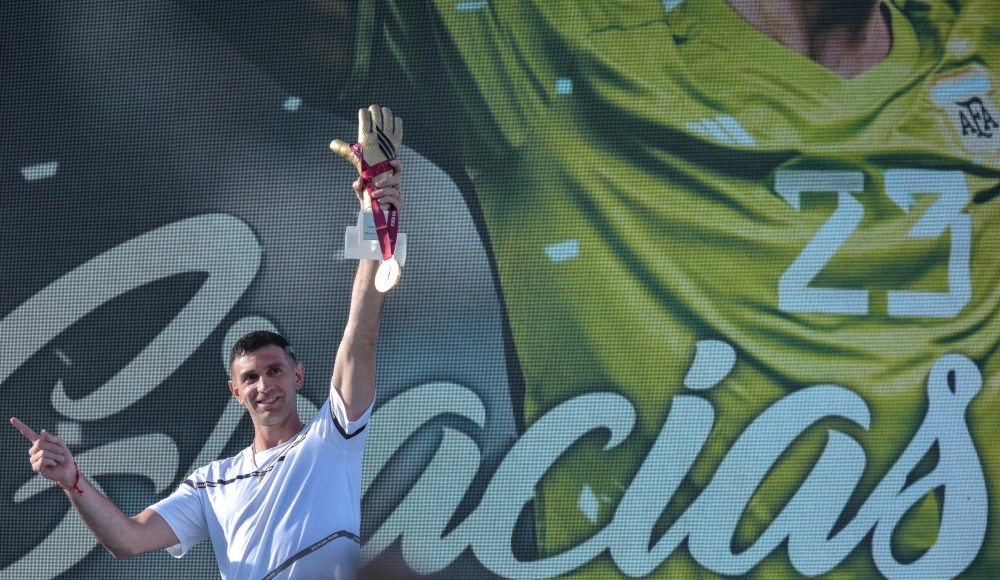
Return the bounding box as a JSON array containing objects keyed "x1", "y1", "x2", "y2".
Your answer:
[{"x1": 352, "y1": 143, "x2": 398, "y2": 261}]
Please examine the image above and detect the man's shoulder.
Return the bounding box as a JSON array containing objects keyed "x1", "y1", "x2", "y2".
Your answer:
[{"x1": 305, "y1": 393, "x2": 372, "y2": 456}]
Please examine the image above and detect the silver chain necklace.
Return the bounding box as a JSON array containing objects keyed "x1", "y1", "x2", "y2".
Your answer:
[{"x1": 250, "y1": 425, "x2": 308, "y2": 483}]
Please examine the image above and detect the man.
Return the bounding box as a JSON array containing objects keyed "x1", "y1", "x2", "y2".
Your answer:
[{"x1": 10, "y1": 150, "x2": 404, "y2": 579}]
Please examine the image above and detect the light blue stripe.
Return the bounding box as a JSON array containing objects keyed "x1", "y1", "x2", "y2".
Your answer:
[
  {"x1": 717, "y1": 115, "x2": 757, "y2": 146},
  {"x1": 545, "y1": 239, "x2": 580, "y2": 263},
  {"x1": 700, "y1": 120, "x2": 732, "y2": 144},
  {"x1": 931, "y1": 74, "x2": 991, "y2": 105},
  {"x1": 662, "y1": 0, "x2": 685, "y2": 12},
  {"x1": 455, "y1": 1, "x2": 487, "y2": 10}
]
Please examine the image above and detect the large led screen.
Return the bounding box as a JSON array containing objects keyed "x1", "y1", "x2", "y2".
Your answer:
[{"x1": 2, "y1": 0, "x2": 999, "y2": 578}]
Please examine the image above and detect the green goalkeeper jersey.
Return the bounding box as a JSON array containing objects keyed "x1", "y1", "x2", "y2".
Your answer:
[{"x1": 368, "y1": 0, "x2": 1000, "y2": 577}]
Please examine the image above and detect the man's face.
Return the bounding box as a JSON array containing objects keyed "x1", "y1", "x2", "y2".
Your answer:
[{"x1": 228, "y1": 345, "x2": 304, "y2": 427}]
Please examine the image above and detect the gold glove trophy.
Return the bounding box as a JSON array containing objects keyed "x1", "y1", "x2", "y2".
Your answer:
[{"x1": 331, "y1": 105, "x2": 406, "y2": 292}]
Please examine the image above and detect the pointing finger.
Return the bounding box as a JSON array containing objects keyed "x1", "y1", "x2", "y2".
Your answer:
[{"x1": 10, "y1": 418, "x2": 40, "y2": 443}]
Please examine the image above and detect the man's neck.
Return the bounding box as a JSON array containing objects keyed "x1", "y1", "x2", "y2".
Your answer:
[
  {"x1": 253, "y1": 416, "x2": 306, "y2": 451},
  {"x1": 724, "y1": 0, "x2": 892, "y2": 79}
]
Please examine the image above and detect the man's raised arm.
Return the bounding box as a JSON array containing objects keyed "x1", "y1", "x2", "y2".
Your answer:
[
  {"x1": 331, "y1": 159, "x2": 403, "y2": 421},
  {"x1": 9, "y1": 418, "x2": 180, "y2": 560}
]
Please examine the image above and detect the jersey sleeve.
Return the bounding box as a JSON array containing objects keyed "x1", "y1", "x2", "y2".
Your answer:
[
  {"x1": 309, "y1": 376, "x2": 373, "y2": 455},
  {"x1": 148, "y1": 477, "x2": 210, "y2": 558}
]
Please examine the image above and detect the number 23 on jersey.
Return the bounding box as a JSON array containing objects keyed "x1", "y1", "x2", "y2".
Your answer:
[{"x1": 776, "y1": 169, "x2": 972, "y2": 318}]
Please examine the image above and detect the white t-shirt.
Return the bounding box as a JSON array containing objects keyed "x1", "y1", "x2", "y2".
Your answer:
[{"x1": 150, "y1": 379, "x2": 371, "y2": 580}]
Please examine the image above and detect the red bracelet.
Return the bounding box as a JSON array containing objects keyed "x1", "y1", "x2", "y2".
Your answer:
[{"x1": 55, "y1": 460, "x2": 84, "y2": 496}]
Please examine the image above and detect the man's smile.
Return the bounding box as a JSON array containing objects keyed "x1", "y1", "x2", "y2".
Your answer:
[{"x1": 257, "y1": 396, "x2": 281, "y2": 408}]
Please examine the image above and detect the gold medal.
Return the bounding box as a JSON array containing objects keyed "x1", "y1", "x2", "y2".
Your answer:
[{"x1": 375, "y1": 257, "x2": 401, "y2": 292}]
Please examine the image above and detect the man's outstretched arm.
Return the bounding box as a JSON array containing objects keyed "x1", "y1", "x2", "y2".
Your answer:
[
  {"x1": 9, "y1": 418, "x2": 179, "y2": 560},
  {"x1": 331, "y1": 159, "x2": 403, "y2": 421}
]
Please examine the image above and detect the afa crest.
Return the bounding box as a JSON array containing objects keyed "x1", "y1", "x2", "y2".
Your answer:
[
  {"x1": 956, "y1": 97, "x2": 998, "y2": 138},
  {"x1": 930, "y1": 65, "x2": 1000, "y2": 155}
]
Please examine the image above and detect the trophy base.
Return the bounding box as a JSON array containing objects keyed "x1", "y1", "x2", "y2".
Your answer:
[{"x1": 344, "y1": 210, "x2": 407, "y2": 264}]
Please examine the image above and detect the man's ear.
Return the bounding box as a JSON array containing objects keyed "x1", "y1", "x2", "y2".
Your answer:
[
  {"x1": 228, "y1": 379, "x2": 243, "y2": 404},
  {"x1": 294, "y1": 362, "x2": 304, "y2": 391}
]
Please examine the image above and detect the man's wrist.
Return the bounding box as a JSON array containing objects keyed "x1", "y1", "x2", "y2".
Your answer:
[{"x1": 55, "y1": 460, "x2": 84, "y2": 496}]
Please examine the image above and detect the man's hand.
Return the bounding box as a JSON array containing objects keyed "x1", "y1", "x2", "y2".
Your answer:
[
  {"x1": 352, "y1": 158, "x2": 403, "y2": 213},
  {"x1": 11, "y1": 417, "x2": 77, "y2": 489},
  {"x1": 10, "y1": 416, "x2": 180, "y2": 559}
]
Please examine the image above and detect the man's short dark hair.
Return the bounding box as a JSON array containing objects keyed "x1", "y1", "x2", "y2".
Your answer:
[{"x1": 229, "y1": 330, "x2": 297, "y2": 375}]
